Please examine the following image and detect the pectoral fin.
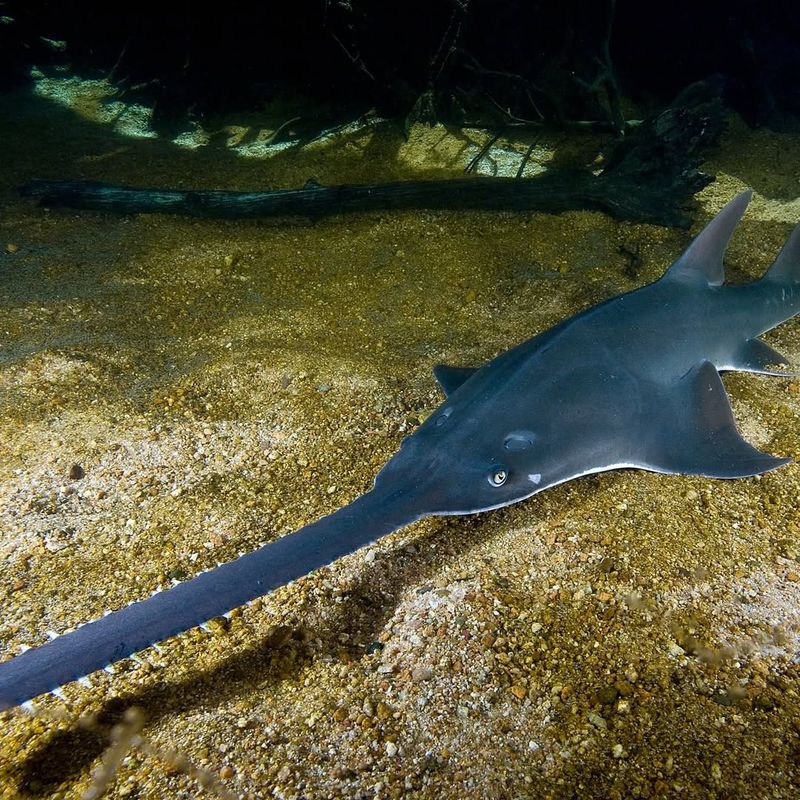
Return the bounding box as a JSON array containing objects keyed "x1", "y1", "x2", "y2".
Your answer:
[
  {"x1": 637, "y1": 361, "x2": 790, "y2": 478},
  {"x1": 433, "y1": 364, "x2": 477, "y2": 396}
]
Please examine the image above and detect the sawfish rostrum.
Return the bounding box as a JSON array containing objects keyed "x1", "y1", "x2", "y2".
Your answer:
[{"x1": 1, "y1": 189, "x2": 798, "y2": 709}]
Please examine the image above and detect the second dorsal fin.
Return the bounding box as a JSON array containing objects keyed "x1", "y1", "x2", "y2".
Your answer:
[{"x1": 662, "y1": 190, "x2": 752, "y2": 287}]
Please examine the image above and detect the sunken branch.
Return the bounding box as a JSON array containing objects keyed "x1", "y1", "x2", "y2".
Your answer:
[{"x1": 20, "y1": 80, "x2": 725, "y2": 229}]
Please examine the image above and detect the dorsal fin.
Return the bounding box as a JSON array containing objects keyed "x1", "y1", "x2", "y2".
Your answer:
[
  {"x1": 433, "y1": 364, "x2": 477, "y2": 396},
  {"x1": 662, "y1": 190, "x2": 752, "y2": 286}
]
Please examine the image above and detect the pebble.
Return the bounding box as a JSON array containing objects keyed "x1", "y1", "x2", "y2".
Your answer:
[
  {"x1": 411, "y1": 666, "x2": 433, "y2": 682},
  {"x1": 753, "y1": 695, "x2": 775, "y2": 711},
  {"x1": 773, "y1": 538, "x2": 798, "y2": 559},
  {"x1": 597, "y1": 685, "x2": 619, "y2": 705},
  {"x1": 588, "y1": 712, "x2": 607, "y2": 729},
  {"x1": 42, "y1": 529, "x2": 71, "y2": 552},
  {"x1": 386, "y1": 741, "x2": 398, "y2": 757},
  {"x1": 68, "y1": 463, "x2": 85, "y2": 480},
  {"x1": 206, "y1": 616, "x2": 230, "y2": 634},
  {"x1": 616, "y1": 680, "x2": 634, "y2": 696}
]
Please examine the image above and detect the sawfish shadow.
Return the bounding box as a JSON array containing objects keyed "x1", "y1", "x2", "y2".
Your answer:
[{"x1": 10, "y1": 474, "x2": 606, "y2": 796}]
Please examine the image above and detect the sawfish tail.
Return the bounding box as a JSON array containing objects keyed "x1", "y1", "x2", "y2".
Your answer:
[
  {"x1": 765, "y1": 223, "x2": 800, "y2": 284},
  {"x1": 0, "y1": 487, "x2": 422, "y2": 710},
  {"x1": 754, "y1": 221, "x2": 800, "y2": 333}
]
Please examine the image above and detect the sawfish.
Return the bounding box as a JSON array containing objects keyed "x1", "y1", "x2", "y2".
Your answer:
[{"x1": 1, "y1": 189, "x2": 798, "y2": 710}]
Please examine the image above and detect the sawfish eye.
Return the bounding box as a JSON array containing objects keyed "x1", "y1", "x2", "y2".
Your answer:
[{"x1": 488, "y1": 466, "x2": 508, "y2": 486}]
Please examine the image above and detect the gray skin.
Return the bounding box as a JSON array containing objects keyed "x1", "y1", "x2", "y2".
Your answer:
[{"x1": 0, "y1": 189, "x2": 797, "y2": 710}]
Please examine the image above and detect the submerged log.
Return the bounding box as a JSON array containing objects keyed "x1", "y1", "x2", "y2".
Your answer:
[
  {"x1": 19, "y1": 172, "x2": 692, "y2": 227},
  {"x1": 20, "y1": 80, "x2": 725, "y2": 228}
]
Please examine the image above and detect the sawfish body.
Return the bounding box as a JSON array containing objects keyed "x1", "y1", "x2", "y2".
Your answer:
[{"x1": 1, "y1": 189, "x2": 798, "y2": 709}]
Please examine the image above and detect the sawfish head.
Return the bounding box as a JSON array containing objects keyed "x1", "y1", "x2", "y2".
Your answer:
[
  {"x1": 372, "y1": 336, "x2": 647, "y2": 516},
  {"x1": 373, "y1": 383, "x2": 555, "y2": 517}
]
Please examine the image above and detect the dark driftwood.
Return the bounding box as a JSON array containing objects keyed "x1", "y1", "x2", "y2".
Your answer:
[
  {"x1": 19, "y1": 173, "x2": 687, "y2": 226},
  {"x1": 19, "y1": 80, "x2": 725, "y2": 228}
]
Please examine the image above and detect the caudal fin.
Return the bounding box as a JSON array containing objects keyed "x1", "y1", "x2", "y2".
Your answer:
[{"x1": 765, "y1": 224, "x2": 800, "y2": 283}]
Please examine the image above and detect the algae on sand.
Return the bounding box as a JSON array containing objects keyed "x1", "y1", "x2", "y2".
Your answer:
[{"x1": 0, "y1": 91, "x2": 799, "y2": 799}]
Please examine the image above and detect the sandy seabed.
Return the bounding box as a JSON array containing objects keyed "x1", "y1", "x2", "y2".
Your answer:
[{"x1": 0, "y1": 89, "x2": 799, "y2": 799}]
